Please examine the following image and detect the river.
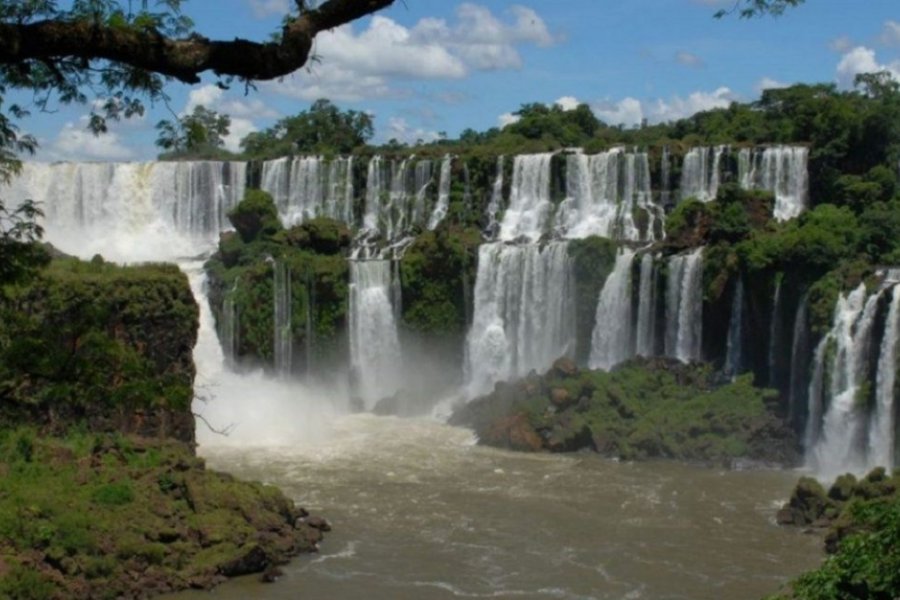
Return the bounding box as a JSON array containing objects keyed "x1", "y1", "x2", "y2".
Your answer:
[{"x1": 168, "y1": 414, "x2": 822, "y2": 600}]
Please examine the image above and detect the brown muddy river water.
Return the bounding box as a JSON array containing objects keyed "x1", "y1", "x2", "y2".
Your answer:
[{"x1": 168, "y1": 415, "x2": 822, "y2": 600}]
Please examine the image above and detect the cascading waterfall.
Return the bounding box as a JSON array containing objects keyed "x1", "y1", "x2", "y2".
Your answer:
[
  {"x1": 869, "y1": 284, "x2": 900, "y2": 469},
  {"x1": 411, "y1": 159, "x2": 434, "y2": 227},
  {"x1": 660, "y1": 146, "x2": 672, "y2": 207},
  {"x1": 498, "y1": 153, "x2": 553, "y2": 242},
  {"x1": 557, "y1": 148, "x2": 661, "y2": 242},
  {"x1": 427, "y1": 155, "x2": 452, "y2": 230},
  {"x1": 768, "y1": 279, "x2": 783, "y2": 387},
  {"x1": 680, "y1": 146, "x2": 727, "y2": 202},
  {"x1": 348, "y1": 260, "x2": 403, "y2": 406},
  {"x1": 589, "y1": 248, "x2": 636, "y2": 370},
  {"x1": 220, "y1": 280, "x2": 239, "y2": 365},
  {"x1": 788, "y1": 295, "x2": 810, "y2": 426},
  {"x1": 485, "y1": 156, "x2": 504, "y2": 239},
  {"x1": 665, "y1": 248, "x2": 704, "y2": 363},
  {"x1": 806, "y1": 284, "x2": 888, "y2": 476},
  {"x1": 635, "y1": 253, "x2": 658, "y2": 357},
  {"x1": 260, "y1": 156, "x2": 354, "y2": 226},
  {"x1": 725, "y1": 278, "x2": 745, "y2": 377},
  {"x1": 738, "y1": 146, "x2": 809, "y2": 221},
  {"x1": 465, "y1": 242, "x2": 575, "y2": 396},
  {"x1": 2, "y1": 161, "x2": 245, "y2": 261},
  {"x1": 273, "y1": 260, "x2": 293, "y2": 377}
]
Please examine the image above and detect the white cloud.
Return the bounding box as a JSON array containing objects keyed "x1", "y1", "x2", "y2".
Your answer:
[
  {"x1": 46, "y1": 119, "x2": 135, "y2": 161},
  {"x1": 223, "y1": 117, "x2": 258, "y2": 153},
  {"x1": 185, "y1": 84, "x2": 223, "y2": 114},
  {"x1": 647, "y1": 87, "x2": 735, "y2": 122},
  {"x1": 880, "y1": 20, "x2": 900, "y2": 46},
  {"x1": 271, "y1": 4, "x2": 555, "y2": 101},
  {"x1": 382, "y1": 117, "x2": 440, "y2": 145},
  {"x1": 836, "y1": 46, "x2": 900, "y2": 88},
  {"x1": 592, "y1": 97, "x2": 644, "y2": 127},
  {"x1": 829, "y1": 35, "x2": 854, "y2": 53},
  {"x1": 675, "y1": 51, "x2": 705, "y2": 68},
  {"x1": 555, "y1": 96, "x2": 580, "y2": 111},
  {"x1": 498, "y1": 112, "x2": 521, "y2": 128},
  {"x1": 756, "y1": 76, "x2": 787, "y2": 93},
  {"x1": 248, "y1": 0, "x2": 289, "y2": 19}
]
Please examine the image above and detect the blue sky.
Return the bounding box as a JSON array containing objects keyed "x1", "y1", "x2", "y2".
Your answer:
[{"x1": 15, "y1": 0, "x2": 900, "y2": 161}]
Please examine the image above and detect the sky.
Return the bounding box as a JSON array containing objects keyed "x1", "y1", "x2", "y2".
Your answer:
[{"x1": 13, "y1": 0, "x2": 900, "y2": 161}]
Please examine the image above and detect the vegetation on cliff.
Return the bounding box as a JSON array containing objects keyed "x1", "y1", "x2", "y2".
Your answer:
[
  {"x1": 772, "y1": 469, "x2": 900, "y2": 600},
  {"x1": 0, "y1": 255, "x2": 329, "y2": 599},
  {"x1": 450, "y1": 357, "x2": 796, "y2": 465},
  {"x1": 0, "y1": 428, "x2": 328, "y2": 600}
]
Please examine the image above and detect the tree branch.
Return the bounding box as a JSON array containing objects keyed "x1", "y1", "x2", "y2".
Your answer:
[{"x1": 0, "y1": 0, "x2": 395, "y2": 85}]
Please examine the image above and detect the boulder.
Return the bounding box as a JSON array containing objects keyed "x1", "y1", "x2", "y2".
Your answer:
[
  {"x1": 481, "y1": 413, "x2": 544, "y2": 452},
  {"x1": 552, "y1": 356, "x2": 579, "y2": 378}
]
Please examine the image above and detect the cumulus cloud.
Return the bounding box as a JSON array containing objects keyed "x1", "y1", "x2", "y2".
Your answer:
[
  {"x1": 880, "y1": 20, "x2": 900, "y2": 46},
  {"x1": 589, "y1": 87, "x2": 735, "y2": 127},
  {"x1": 592, "y1": 97, "x2": 644, "y2": 127},
  {"x1": 836, "y1": 46, "x2": 900, "y2": 88},
  {"x1": 498, "y1": 112, "x2": 521, "y2": 128},
  {"x1": 270, "y1": 4, "x2": 556, "y2": 101},
  {"x1": 381, "y1": 117, "x2": 440, "y2": 145},
  {"x1": 647, "y1": 87, "x2": 735, "y2": 122},
  {"x1": 675, "y1": 51, "x2": 705, "y2": 68},
  {"x1": 554, "y1": 96, "x2": 580, "y2": 111},
  {"x1": 46, "y1": 118, "x2": 136, "y2": 161},
  {"x1": 756, "y1": 76, "x2": 788, "y2": 93},
  {"x1": 247, "y1": 0, "x2": 289, "y2": 19}
]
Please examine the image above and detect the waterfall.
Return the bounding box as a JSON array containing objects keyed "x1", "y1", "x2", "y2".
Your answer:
[
  {"x1": 724, "y1": 278, "x2": 744, "y2": 377},
  {"x1": 635, "y1": 253, "x2": 658, "y2": 357},
  {"x1": 427, "y1": 155, "x2": 453, "y2": 230},
  {"x1": 589, "y1": 248, "x2": 636, "y2": 370},
  {"x1": 660, "y1": 146, "x2": 672, "y2": 208},
  {"x1": 768, "y1": 279, "x2": 783, "y2": 387},
  {"x1": 2, "y1": 161, "x2": 245, "y2": 261},
  {"x1": 869, "y1": 285, "x2": 900, "y2": 469},
  {"x1": 788, "y1": 294, "x2": 810, "y2": 426},
  {"x1": 260, "y1": 156, "x2": 354, "y2": 227},
  {"x1": 738, "y1": 146, "x2": 809, "y2": 221},
  {"x1": 680, "y1": 146, "x2": 726, "y2": 203},
  {"x1": 806, "y1": 285, "x2": 882, "y2": 476},
  {"x1": 273, "y1": 260, "x2": 293, "y2": 377},
  {"x1": 220, "y1": 280, "x2": 239, "y2": 365},
  {"x1": 465, "y1": 242, "x2": 575, "y2": 396},
  {"x1": 665, "y1": 248, "x2": 704, "y2": 362},
  {"x1": 411, "y1": 159, "x2": 434, "y2": 227},
  {"x1": 485, "y1": 156, "x2": 504, "y2": 240},
  {"x1": 348, "y1": 260, "x2": 403, "y2": 407},
  {"x1": 498, "y1": 153, "x2": 553, "y2": 242},
  {"x1": 557, "y1": 148, "x2": 660, "y2": 242}
]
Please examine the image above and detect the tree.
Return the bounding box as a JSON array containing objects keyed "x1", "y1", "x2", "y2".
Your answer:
[
  {"x1": 156, "y1": 105, "x2": 231, "y2": 155},
  {"x1": 0, "y1": 0, "x2": 394, "y2": 161},
  {"x1": 240, "y1": 98, "x2": 373, "y2": 157},
  {"x1": 714, "y1": 0, "x2": 805, "y2": 18}
]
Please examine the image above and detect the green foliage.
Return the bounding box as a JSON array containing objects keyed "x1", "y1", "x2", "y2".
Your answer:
[
  {"x1": 241, "y1": 98, "x2": 373, "y2": 158},
  {"x1": 400, "y1": 226, "x2": 481, "y2": 335},
  {"x1": 455, "y1": 359, "x2": 793, "y2": 464},
  {"x1": 0, "y1": 428, "x2": 315, "y2": 598},
  {"x1": 227, "y1": 189, "x2": 282, "y2": 243},
  {"x1": 0, "y1": 258, "x2": 197, "y2": 421},
  {"x1": 156, "y1": 105, "x2": 232, "y2": 158},
  {"x1": 568, "y1": 237, "x2": 618, "y2": 361},
  {"x1": 773, "y1": 469, "x2": 900, "y2": 600}
]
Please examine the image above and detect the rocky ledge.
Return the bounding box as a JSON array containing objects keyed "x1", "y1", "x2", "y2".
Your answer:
[{"x1": 450, "y1": 356, "x2": 798, "y2": 466}]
